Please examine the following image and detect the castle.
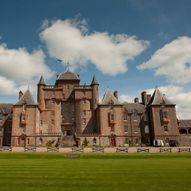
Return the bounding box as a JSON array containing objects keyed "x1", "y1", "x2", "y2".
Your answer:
[{"x1": 0, "y1": 68, "x2": 191, "y2": 147}]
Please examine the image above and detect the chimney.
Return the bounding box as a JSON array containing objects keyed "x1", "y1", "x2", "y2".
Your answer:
[
  {"x1": 141, "y1": 91, "x2": 147, "y2": 105},
  {"x1": 114, "y1": 90, "x2": 118, "y2": 99},
  {"x1": 19, "y1": 91, "x2": 23, "y2": 100},
  {"x1": 134, "y1": 97, "x2": 139, "y2": 103},
  {"x1": 147, "y1": 94, "x2": 151, "y2": 104}
]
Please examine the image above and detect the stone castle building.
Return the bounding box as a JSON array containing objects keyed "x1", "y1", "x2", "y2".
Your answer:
[{"x1": 0, "y1": 68, "x2": 190, "y2": 147}]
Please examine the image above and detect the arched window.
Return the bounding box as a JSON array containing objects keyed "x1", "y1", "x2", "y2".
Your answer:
[{"x1": 179, "y1": 128, "x2": 187, "y2": 134}]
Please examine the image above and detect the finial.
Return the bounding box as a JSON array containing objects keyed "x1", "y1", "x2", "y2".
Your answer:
[{"x1": 66, "y1": 61, "x2": 70, "y2": 71}]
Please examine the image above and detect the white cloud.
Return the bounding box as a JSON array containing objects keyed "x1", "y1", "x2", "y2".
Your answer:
[
  {"x1": 0, "y1": 43, "x2": 53, "y2": 96},
  {"x1": 119, "y1": 94, "x2": 134, "y2": 103},
  {"x1": 138, "y1": 36, "x2": 191, "y2": 85},
  {"x1": 40, "y1": 18, "x2": 149, "y2": 75},
  {"x1": 143, "y1": 85, "x2": 191, "y2": 119}
]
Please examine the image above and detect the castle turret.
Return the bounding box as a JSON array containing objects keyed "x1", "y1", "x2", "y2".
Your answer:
[
  {"x1": 91, "y1": 75, "x2": 99, "y2": 110},
  {"x1": 37, "y1": 75, "x2": 46, "y2": 110}
]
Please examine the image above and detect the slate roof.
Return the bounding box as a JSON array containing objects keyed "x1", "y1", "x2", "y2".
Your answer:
[
  {"x1": 179, "y1": 120, "x2": 191, "y2": 128},
  {"x1": 38, "y1": 75, "x2": 46, "y2": 85},
  {"x1": 101, "y1": 90, "x2": 121, "y2": 105},
  {"x1": 0, "y1": 104, "x2": 13, "y2": 114},
  {"x1": 57, "y1": 69, "x2": 79, "y2": 81},
  {"x1": 123, "y1": 102, "x2": 145, "y2": 113},
  {"x1": 148, "y1": 88, "x2": 174, "y2": 106},
  {"x1": 91, "y1": 75, "x2": 98, "y2": 85},
  {"x1": 15, "y1": 89, "x2": 36, "y2": 105}
]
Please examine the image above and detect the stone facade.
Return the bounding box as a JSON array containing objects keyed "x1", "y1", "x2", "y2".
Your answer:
[{"x1": 0, "y1": 69, "x2": 191, "y2": 147}]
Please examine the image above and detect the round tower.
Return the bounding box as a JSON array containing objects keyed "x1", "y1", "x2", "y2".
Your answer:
[
  {"x1": 37, "y1": 75, "x2": 46, "y2": 110},
  {"x1": 91, "y1": 75, "x2": 99, "y2": 110}
]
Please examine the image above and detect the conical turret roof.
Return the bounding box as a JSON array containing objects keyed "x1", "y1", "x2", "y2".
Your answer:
[
  {"x1": 91, "y1": 75, "x2": 99, "y2": 85},
  {"x1": 38, "y1": 75, "x2": 46, "y2": 85}
]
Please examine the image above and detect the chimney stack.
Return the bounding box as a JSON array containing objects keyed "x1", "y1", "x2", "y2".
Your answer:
[
  {"x1": 134, "y1": 97, "x2": 139, "y2": 103},
  {"x1": 141, "y1": 91, "x2": 147, "y2": 105},
  {"x1": 114, "y1": 90, "x2": 118, "y2": 100},
  {"x1": 19, "y1": 91, "x2": 23, "y2": 100},
  {"x1": 147, "y1": 94, "x2": 151, "y2": 104}
]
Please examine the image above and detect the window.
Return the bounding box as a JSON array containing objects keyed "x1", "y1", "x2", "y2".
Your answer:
[
  {"x1": 110, "y1": 114, "x2": 114, "y2": 120},
  {"x1": 125, "y1": 138, "x2": 129, "y2": 144},
  {"x1": 144, "y1": 113, "x2": 148, "y2": 121},
  {"x1": 163, "y1": 110, "x2": 168, "y2": 118},
  {"x1": 27, "y1": 138, "x2": 30, "y2": 144},
  {"x1": 135, "y1": 138, "x2": 139, "y2": 145},
  {"x1": 18, "y1": 138, "x2": 20, "y2": 145},
  {"x1": 40, "y1": 120, "x2": 43, "y2": 126},
  {"x1": 160, "y1": 109, "x2": 168, "y2": 120},
  {"x1": 111, "y1": 125, "x2": 114, "y2": 132},
  {"x1": 124, "y1": 113, "x2": 127, "y2": 121},
  {"x1": 124, "y1": 124, "x2": 128, "y2": 133},
  {"x1": 145, "y1": 126, "x2": 149, "y2": 134},
  {"x1": 52, "y1": 119, "x2": 54, "y2": 127},
  {"x1": 164, "y1": 125, "x2": 168, "y2": 132}
]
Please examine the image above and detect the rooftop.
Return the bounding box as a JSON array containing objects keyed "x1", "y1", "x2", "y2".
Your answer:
[
  {"x1": 148, "y1": 88, "x2": 175, "y2": 106},
  {"x1": 15, "y1": 89, "x2": 36, "y2": 105}
]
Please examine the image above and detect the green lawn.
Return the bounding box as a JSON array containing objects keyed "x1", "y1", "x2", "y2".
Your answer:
[{"x1": 0, "y1": 153, "x2": 191, "y2": 191}]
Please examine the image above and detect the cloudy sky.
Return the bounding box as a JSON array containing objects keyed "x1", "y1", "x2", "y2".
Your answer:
[{"x1": 0, "y1": 0, "x2": 191, "y2": 119}]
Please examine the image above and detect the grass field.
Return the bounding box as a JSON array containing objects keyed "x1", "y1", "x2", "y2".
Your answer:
[{"x1": 0, "y1": 153, "x2": 191, "y2": 191}]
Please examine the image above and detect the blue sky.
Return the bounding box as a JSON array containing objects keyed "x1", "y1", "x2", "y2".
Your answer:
[{"x1": 0, "y1": 0, "x2": 191, "y2": 118}]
